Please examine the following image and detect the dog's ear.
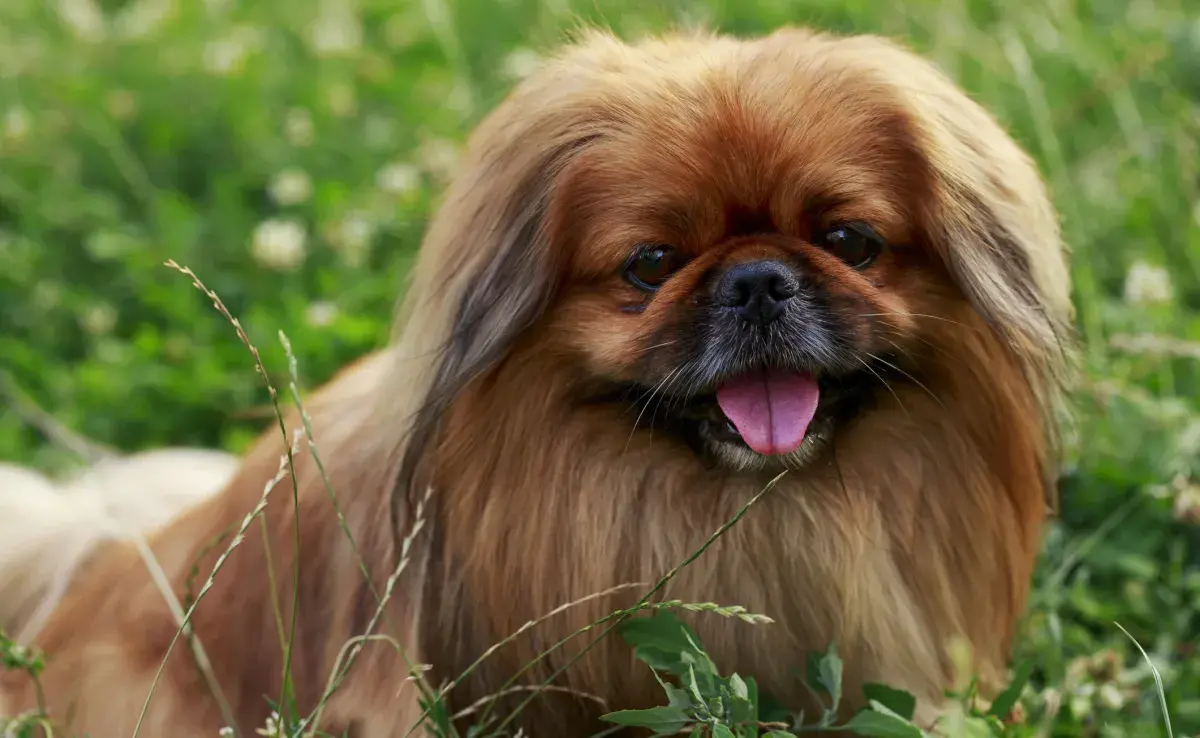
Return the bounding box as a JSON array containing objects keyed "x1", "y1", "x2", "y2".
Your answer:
[
  {"x1": 855, "y1": 36, "x2": 1075, "y2": 381},
  {"x1": 388, "y1": 59, "x2": 602, "y2": 506}
]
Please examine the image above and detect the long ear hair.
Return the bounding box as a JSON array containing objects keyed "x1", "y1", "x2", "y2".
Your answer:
[
  {"x1": 378, "y1": 48, "x2": 606, "y2": 538},
  {"x1": 841, "y1": 34, "x2": 1076, "y2": 461}
]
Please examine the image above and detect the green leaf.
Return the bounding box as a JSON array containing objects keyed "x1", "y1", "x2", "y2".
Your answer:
[
  {"x1": 621, "y1": 611, "x2": 711, "y2": 678},
  {"x1": 729, "y1": 673, "x2": 750, "y2": 701},
  {"x1": 960, "y1": 716, "x2": 997, "y2": 737},
  {"x1": 665, "y1": 683, "x2": 697, "y2": 710},
  {"x1": 986, "y1": 661, "x2": 1033, "y2": 719},
  {"x1": 728, "y1": 673, "x2": 755, "y2": 724},
  {"x1": 763, "y1": 732, "x2": 799, "y2": 738},
  {"x1": 601, "y1": 706, "x2": 692, "y2": 735},
  {"x1": 818, "y1": 643, "x2": 844, "y2": 712},
  {"x1": 713, "y1": 724, "x2": 736, "y2": 738},
  {"x1": 842, "y1": 709, "x2": 926, "y2": 738},
  {"x1": 862, "y1": 683, "x2": 917, "y2": 721}
]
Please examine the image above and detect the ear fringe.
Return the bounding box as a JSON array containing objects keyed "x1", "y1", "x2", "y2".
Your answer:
[
  {"x1": 852, "y1": 33, "x2": 1078, "y2": 508},
  {"x1": 383, "y1": 58, "x2": 608, "y2": 537}
]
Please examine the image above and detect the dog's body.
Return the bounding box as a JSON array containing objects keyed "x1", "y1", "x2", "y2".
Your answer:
[{"x1": 0, "y1": 27, "x2": 1072, "y2": 737}]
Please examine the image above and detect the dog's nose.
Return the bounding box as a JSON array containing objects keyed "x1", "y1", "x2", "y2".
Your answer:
[{"x1": 714, "y1": 260, "x2": 799, "y2": 325}]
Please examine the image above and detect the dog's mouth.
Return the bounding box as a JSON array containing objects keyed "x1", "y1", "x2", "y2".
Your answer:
[
  {"x1": 702, "y1": 368, "x2": 820, "y2": 456},
  {"x1": 591, "y1": 361, "x2": 888, "y2": 469}
]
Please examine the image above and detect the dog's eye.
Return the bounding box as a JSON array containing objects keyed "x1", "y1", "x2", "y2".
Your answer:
[
  {"x1": 623, "y1": 245, "x2": 681, "y2": 291},
  {"x1": 816, "y1": 222, "x2": 884, "y2": 269}
]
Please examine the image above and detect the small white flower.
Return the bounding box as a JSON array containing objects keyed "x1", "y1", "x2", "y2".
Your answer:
[
  {"x1": 3, "y1": 107, "x2": 30, "y2": 143},
  {"x1": 218, "y1": 728, "x2": 234, "y2": 737},
  {"x1": 204, "y1": 38, "x2": 247, "y2": 75},
  {"x1": 255, "y1": 710, "x2": 282, "y2": 737},
  {"x1": 251, "y1": 218, "x2": 307, "y2": 272},
  {"x1": 310, "y1": 0, "x2": 363, "y2": 57},
  {"x1": 284, "y1": 108, "x2": 315, "y2": 147},
  {"x1": 375, "y1": 161, "x2": 420, "y2": 196},
  {"x1": 305, "y1": 301, "x2": 338, "y2": 327},
  {"x1": 55, "y1": 0, "x2": 106, "y2": 42},
  {"x1": 81, "y1": 303, "x2": 117, "y2": 335},
  {"x1": 416, "y1": 137, "x2": 460, "y2": 182},
  {"x1": 501, "y1": 48, "x2": 542, "y2": 80},
  {"x1": 1123, "y1": 259, "x2": 1173, "y2": 306},
  {"x1": 203, "y1": 26, "x2": 261, "y2": 76},
  {"x1": 268, "y1": 168, "x2": 313, "y2": 206},
  {"x1": 1097, "y1": 682, "x2": 1125, "y2": 711},
  {"x1": 327, "y1": 212, "x2": 373, "y2": 268},
  {"x1": 114, "y1": 0, "x2": 175, "y2": 40}
]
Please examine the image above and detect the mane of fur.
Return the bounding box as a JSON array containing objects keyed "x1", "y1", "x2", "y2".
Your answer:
[{"x1": 0, "y1": 26, "x2": 1072, "y2": 738}]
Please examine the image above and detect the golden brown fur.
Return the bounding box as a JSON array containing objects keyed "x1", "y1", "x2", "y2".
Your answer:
[{"x1": 0, "y1": 26, "x2": 1072, "y2": 737}]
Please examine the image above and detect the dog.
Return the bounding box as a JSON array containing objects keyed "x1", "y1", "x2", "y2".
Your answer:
[{"x1": 0, "y1": 25, "x2": 1073, "y2": 737}]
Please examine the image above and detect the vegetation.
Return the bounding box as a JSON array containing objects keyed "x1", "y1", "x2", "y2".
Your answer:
[{"x1": 1, "y1": 0, "x2": 1198, "y2": 735}]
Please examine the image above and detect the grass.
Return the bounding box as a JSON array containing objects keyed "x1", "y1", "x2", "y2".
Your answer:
[{"x1": 0, "y1": 0, "x2": 1198, "y2": 735}]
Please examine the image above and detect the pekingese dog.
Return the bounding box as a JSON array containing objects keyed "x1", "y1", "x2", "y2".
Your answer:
[{"x1": 0, "y1": 25, "x2": 1073, "y2": 737}]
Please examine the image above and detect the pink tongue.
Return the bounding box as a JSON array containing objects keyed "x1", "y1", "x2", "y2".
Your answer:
[{"x1": 716, "y1": 370, "x2": 820, "y2": 456}]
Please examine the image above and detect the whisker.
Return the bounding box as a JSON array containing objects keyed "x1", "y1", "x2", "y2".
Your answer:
[
  {"x1": 625, "y1": 367, "x2": 682, "y2": 455},
  {"x1": 858, "y1": 312, "x2": 980, "y2": 333},
  {"x1": 866, "y1": 352, "x2": 945, "y2": 409},
  {"x1": 856, "y1": 356, "x2": 909, "y2": 419},
  {"x1": 635, "y1": 340, "x2": 677, "y2": 356}
]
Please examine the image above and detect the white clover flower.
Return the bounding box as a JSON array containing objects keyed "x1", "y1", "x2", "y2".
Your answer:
[
  {"x1": 310, "y1": 0, "x2": 363, "y2": 57},
  {"x1": 284, "y1": 108, "x2": 315, "y2": 147},
  {"x1": 255, "y1": 710, "x2": 282, "y2": 737},
  {"x1": 1097, "y1": 682, "x2": 1125, "y2": 711},
  {"x1": 416, "y1": 137, "x2": 460, "y2": 182},
  {"x1": 375, "y1": 161, "x2": 420, "y2": 197},
  {"x1": 1123, "y1": 259, "x2": 1173, "y2": 306},
  {"x1": 305, "y1": 301, "x2": 339, "y2": 327},
  {"x1": 501, "y1": 48, "x2": 542, "y2": 80},
  {"x1": 114, "y1": 0, "x2": 175, "y2": 40},
  {"x1": 251, "y1": 219, "x2": 307, "y2": 272},
  {"x1": 81, "y1": 303, "x2": 118, "y2": 335},
  {"x1": 3, "y1": 107, "x2": 31, "y2": 143},
  {"x1": 268, "y1": 167, "x2": 313, "y2": 206},
  {"x1": 203, "y1": 26, "x2": 262, "y2": 76},
  {"x1": 327, "y1": 212, "x2": 373, "y2": 268},
  {"x1": 203, "y1": 38, "x2": 247, "y2": 75},
  {"x1": 55, "y1": 0, "x2": 106, "y2": 42}
]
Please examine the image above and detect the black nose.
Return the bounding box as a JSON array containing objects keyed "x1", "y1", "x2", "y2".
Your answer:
[{"x1": 714, "y1": 260, "x2": 799, "y2": 325}]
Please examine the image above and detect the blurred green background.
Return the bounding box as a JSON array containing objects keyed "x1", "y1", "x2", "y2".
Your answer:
[{"x1": 0, "y1": 0, "x2": 1197, "y2": 734}]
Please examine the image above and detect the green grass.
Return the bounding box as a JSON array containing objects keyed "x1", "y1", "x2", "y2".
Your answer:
[{"x1": 0, "y1": 0, "x2": 1198, "y2": 735}]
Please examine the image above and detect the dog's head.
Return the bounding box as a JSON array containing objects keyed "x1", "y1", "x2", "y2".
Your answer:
[{"x1": 391, "y1": 27, "x2": 1074, "y2": 485}]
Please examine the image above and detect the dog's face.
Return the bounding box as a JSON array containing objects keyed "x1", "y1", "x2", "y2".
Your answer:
[
  {"x1": 400, "y1": 28, "x2": 1071, "y2": 483},
  {"x1": 534, "y1": 46, "x2": 965, "y2": 471}
]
